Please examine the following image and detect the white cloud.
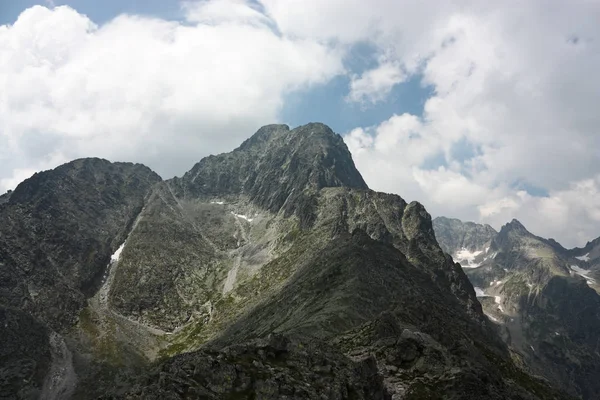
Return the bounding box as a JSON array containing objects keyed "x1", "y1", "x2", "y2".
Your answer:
[
  {"x1": 0, "y1": 2, "x2": 343, "y2": 192},
  {"x1": 413, "y1": 167, "x2": 490, "y2": 208},
  {"x1": 347, "y1": 61, "x2": 405, "y2": 104},
  {"x1": 478, "y1": 196, "x2": 521, "y2": 219},
  {"x1": 182, "y1": 0, "x2": 270, "y2": 26},
  {"x1": 3, "y1": 0, "x2": 600, "y2": 248},
  {"x1": 474, "y1": 178, "x2": 600, "y2": 247},
  {"x1": 278, "y1": 0, "x2": 600, "y2": 246}
]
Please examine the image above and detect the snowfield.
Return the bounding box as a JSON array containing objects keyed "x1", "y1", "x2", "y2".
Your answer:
[
  {"x1": 455, "y1": 247, "x2": 483, "y2": 268},
  {"x1": 575, "y1": 253, "x2": 590, "y2": 262},
  {"x1": 571, "y1": 265, "x2": 595, "y2": 286}
]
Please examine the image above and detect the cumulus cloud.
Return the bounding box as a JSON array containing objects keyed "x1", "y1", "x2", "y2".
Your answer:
[
  {"x1": 476, "y1": 178, "x2": 600, "y2": 247},
  {"x1": 182, "y1": 0, "x2": 270, "y2": 26},
  {"x1": 3, "y1": 0, "x2": 600, "y2": 247},
  {"x1": 347, "y1": 61, "x2": 405, "y2": 105},
  {"x1": 0, "y1": 1, "x2": 343, "y2": 192},
  {"x1": 261, "y1": 0, "x2": 600, "y2": 246}
]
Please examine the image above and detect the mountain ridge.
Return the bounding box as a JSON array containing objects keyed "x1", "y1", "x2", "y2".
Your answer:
[
  {"x1": 433, "y1": 215, "x2": 600, "y2": 399},
  {"x1": 0, "y1": 123, "x2": 577, "y2": 399}
]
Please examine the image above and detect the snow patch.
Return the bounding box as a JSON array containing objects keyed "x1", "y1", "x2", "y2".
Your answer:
[
  {"x1": 455, "y1": 247, "x2": 483, "y2": 268},
  {"x1": 487, "y1": 314, "x2": 500, "y2": 323},
  {"x1": 474, "y1": 287, "x2": 486, "y2": 297},
  {"x1": 111, "y1": 242, "x2": 126, "y2": 262},
  {"x1": 232, "y1": 212, "x2": 254, "y2": 222},
  {"x1": 461, "y1": 263, "x2": 482, "y2": 269},
  {"x1": 494, "y1": 296, "x2": 504, "y2": 312},
  {"x1": 576, "y1": 253, "x2": 590, "y2": 262},
  {"x1": 570, "y1": 265, "x2": 595, "y2": 286},
  {"x1": 489, "y1": 280, "x2": 503, "y2": 287},
  {"x1": 210, "y1": 201, "x2": 225, "y2": 205}
]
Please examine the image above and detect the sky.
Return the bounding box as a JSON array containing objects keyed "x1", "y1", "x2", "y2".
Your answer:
[{"x1": 1, "y1": 0, "x2": 600, "y2": 247}]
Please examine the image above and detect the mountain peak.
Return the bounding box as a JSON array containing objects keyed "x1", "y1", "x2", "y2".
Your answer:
[
  {"x1": 1, "y1": 128, "x2": 587, "y2": 399},
  {"x1": 237, "y1": 124, "x2": 290, "y2": 150},
  {"x1": 509, "y1": 218, "x2": 524, "y2": 226},
  {"x1": 492, "y1": 219, "x2": 531, "y2": 247},
  {"x1": 237, "y1": 122, "x2": 340, "y2": 151},
  {"x1": 503, "y1": 218, "x2": 528, "y2": 233},
  {"x1": 9, "y1": 158, "x2": 160, "y2": 206},
  {"x1": 182, "y1": 123, "x2": 367, "y2": 212},
  {"x1": 432, "y1": 216, "x2": 497, "y2": 255}
]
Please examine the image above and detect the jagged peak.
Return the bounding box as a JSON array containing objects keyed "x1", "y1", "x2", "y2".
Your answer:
[
  {"x1": 433, "y1": 216, "x2": 460, "y2": 223},
  {"x1": 501, "y1": 218, "x2": 529, "y2": 234},
  {"x1": 289, "y1": 122, "x2": 336, "y2": 137},
  {"x1": 236, "y1": 122, "x2": 342, "y2": 152},
  {"x1": 568, "y1": 235, "x2": 600, "y2": 254},
  {"x1": 237, "y1": 124, "x2": 290, "y2": 150},
  {"x1": 433, "y1": 216, "x2": 497, "y2": 232},
  {"x1": 181, "y1": 123, "x2": 368, "y2": 210},
  {"x1": 489, "y1": 219, "x2": 532, "y2": 251},
  {"x1": 509, "y1": 218, "x2": 524, "y2": 226}
]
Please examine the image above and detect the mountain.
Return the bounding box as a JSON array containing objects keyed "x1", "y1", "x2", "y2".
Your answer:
[
  {"x1": 0, "y1": 159, "x2": 161, "y2": 399},
  {"x1": 433, "y1": 216, "x2": 498, "y2": 267},
  {"x1": 1, "y1": 123, "x2": 572, "y2": 399},
  {"x1": 564, "y1": 236, "x2": 600, "y2": 282},
  {"x1": 433, "y1": 216, "x2": 600, "y2": 399}
]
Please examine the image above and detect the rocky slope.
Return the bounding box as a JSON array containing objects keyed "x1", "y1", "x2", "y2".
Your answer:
[
  {"x1": 0, "y1": 159, "x2": 161, "y2": 400},
  {"x1": 564, "y1": 236, "x2": 600, "y2": 283},
  {"x1": 433, "y1": 216, "x2": 498, "y2": 255},
  {"x1": 433, "y1": 217, "x2": 600, "y2": 399},
  {"x1": 0, "y1": 123, "x2": 574, "y2": 399},
  {"x1": 433, "y1": 217, "x2": 498, "y2": 268}
]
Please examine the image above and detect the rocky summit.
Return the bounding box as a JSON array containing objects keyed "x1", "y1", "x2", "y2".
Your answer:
[
  {"x1": 0, "y1": 123, "x2": 576, "y2": 399},
  {"x1": 433, "y1": 216, "x2": 600, "y2": 399}
]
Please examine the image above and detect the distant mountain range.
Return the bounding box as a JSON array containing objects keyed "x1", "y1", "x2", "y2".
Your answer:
[
  {"x1": 0, "y1": 123, "x2": 591, "y2": 399},
  {"x1": 434, "y1": 216, "x2": 600, "y2": 399}
]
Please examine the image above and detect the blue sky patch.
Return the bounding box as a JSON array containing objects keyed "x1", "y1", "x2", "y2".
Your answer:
[
  {"x1": 421, "y1": 152, "x2": 448, "y2": 170},
  {"x1": 511, "y1": 180, "x2": 550, "y2": 197},
  {"x1": 281, "y1": 73, "x2": 433, "y2": 134},
  {"x1": 1, "y1": 0, "x2": 186, "y2": 25},
  {"x1": 450, "y1": 137, "x2": 482, "y2": 163}
]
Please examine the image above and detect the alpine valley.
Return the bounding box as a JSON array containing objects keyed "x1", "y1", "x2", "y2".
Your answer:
[{"x1": 0, "y1": 123, "x2": 596, "y2": 399}]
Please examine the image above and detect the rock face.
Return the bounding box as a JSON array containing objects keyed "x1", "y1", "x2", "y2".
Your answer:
[
  {"x1": 0, "y1": 158, "x2": 161, "y2": 399},
  {"x1": 103, "y1": 334, "x2": 389, "y2": 400},
  {"x1": 433, "y1": 217, "x2": 600, "y2": 399},
  {"x1": 564, "y1": 235, "x2": 600, "y2": 282},
  {"x1": 433, "y1": 216, "x2": 498, "y2": 254},
  {"x1": 433, "y1": 216, "x2": 498, "y2": 268},
  {"x1": 0, "y1": 307, "x2": 51, "y2": 399},
  {"x1": 180, "y1": 123, "x2": 368, "y2": 208},
  {"x1": 0, "y1": 159, "x2": 161, "y2": 330},
  {"x1": 0, "y1": 124, "x2": 575, "y2": 399}
]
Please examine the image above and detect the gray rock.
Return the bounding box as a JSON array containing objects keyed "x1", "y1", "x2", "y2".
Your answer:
[
  {"x1": 0, "y1": 124, "x2": 577, "y2": 399},
  {"x1": 434, "y1": 216, "x2": 600, "y2": 399}
]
